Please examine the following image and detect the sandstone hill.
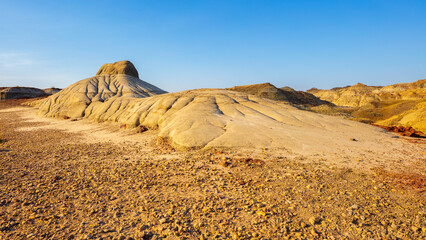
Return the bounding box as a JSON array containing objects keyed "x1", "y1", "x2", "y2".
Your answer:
[
  {"x1": 227, "y1": 83, "x2": 331, "y2": 107},
  {"x1": 307, "y1": 80, "x2": 426, "y2": 132},
  {"x1": 308, "y1": 80, "x2": 425, "y2": 107},
  {"x1": 0, "y1": 87, "x2": 49, "y2": 100},
  {"x1": 32, "y1": 62, "x2": 402, "y2": 154},
  {"x1": 37, "y1": 61, "x2": 167, "y2": 118}
]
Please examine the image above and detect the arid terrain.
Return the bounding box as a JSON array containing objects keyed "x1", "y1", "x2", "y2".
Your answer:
[
  {"x1": 1, "y1": 100, "x2": 425, "y2": 240},
  {"x1": 308, "y1": 80, "x2": 426, "y2": 133},
  {"x1": 1, "y1": 61, "x2": 426, "y2": 239}
]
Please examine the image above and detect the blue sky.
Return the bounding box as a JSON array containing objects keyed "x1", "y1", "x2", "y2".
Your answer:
[{"x1": 1, "y1": 0, "x2": 425, "y2": 92}]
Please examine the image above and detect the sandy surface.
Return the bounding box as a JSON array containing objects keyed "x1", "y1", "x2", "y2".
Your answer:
[
  {"x1": 11, "y1": 105, "x2": 426, "y2": 175},
  {"x1": 0, "y1": 101, "x2": 425, "y2": 239},
  {"x1": 8, "y1": 107, "x2": 157, "y2": 146}
]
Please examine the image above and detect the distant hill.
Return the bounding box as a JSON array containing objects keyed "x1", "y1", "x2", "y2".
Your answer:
[
  {"x1": 43, "y1": 87, "x2": 62, "y2": 95},
  {"x1": 308, "y1": 80, "x2": 426, "y2": 132},
  {"x1": 307, "y1": 80, "x2": 425, "y2": 107},
  {"x1": 227, "y1": 83, "x2": 332, "y2": 107},
  {"x1": 0, "y1": 87, "x2": 48, "y2": 100},
  {"x1": 0, "y1": 86, "x2": 62, "y2": 100}
]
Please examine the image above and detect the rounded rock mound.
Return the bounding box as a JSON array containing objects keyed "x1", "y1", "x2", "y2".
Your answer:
[
  {"x1": 37, "y1": 61, "x2": 166, "y2": 118},
  {"x1": 96, "y1": 60, "x2": 139, "y2": 78}
]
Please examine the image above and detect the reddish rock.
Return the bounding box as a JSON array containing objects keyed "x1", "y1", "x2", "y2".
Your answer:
[
  {"x1": 237, "y1": 158, "x2": 265, "y2": 166},
  {"x1": 137, "y1": 125, "x2": 148, "y2": 133},
  {"x1": 372, "y1": 124, "x2": 425, "y2": 138},
  {"x1": 220, "y1": 161, "x2": 231, "y2": 167}
]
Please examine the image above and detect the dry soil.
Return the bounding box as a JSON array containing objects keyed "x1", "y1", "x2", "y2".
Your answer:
[{"x1": 0, "y1": 100, "x2": 425, "y2": 240}]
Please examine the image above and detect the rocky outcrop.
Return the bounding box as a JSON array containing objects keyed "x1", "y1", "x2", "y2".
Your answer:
[
  {"x1": 372, "y1": 125, "x2": 425, "y2": 138},
  {"x1": 96, "y1": 60, "x2": 139, "y2": 78}
]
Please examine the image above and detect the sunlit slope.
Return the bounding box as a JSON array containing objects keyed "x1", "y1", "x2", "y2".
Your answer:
[
  {"x1": 308, "y1": 80, "x2": 426, "y2": 131},
  {"x1": 36, "y1": 85, "x2": 395, "y2": 154}
]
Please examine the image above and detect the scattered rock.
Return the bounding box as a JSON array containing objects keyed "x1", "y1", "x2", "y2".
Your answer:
[
  {"x1": 138, "y1": 125, "x2": 148, "y2": 133},
  {"x1": 237, "y1": 158, "x2": 265, "y2": 166},
  {"x1": 309, "y1": 216, "x2": 321, "y2": 225},
  {"x1": 1, "y1": 100, "x2": 425, "y2": 239},
  {"x1": 350, "y1": 204, "x2": 360, "y2": 210},
  {"x1": 220, "y1": 161, "x2": 231, "y2": 167}
]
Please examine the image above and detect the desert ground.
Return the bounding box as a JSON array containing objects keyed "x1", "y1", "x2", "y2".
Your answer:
[{"x1": 0, "y1": 99, "x2": 425, "y2": 240}]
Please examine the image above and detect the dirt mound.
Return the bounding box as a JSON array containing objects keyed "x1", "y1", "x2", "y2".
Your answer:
[
  {"x1": 227, "y1": 83, "x2": 331, "y2": 107},
  {"x1": 0, "y1": 87, "x2": 48, "y2": 100},
  {"x1": 96, "y1": 60, "x2": 139, "y2": 78}
]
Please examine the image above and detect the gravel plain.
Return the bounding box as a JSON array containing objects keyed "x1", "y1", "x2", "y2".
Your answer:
[{"x1": 0, "y1": 100, "x2": 425, "y2": 240}]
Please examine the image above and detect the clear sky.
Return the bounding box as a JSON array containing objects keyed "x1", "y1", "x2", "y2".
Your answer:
[{"x1": 1, "y1": 0, "x2": 425, "y2": 92}]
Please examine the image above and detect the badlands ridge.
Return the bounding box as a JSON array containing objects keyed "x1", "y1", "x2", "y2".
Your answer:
[
  {"x1": 31, "y1": 61, "x2": 406, "y2": 154},
  {"x1": 308, "y1": 80, "x2": 426, "y2": 132}
]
